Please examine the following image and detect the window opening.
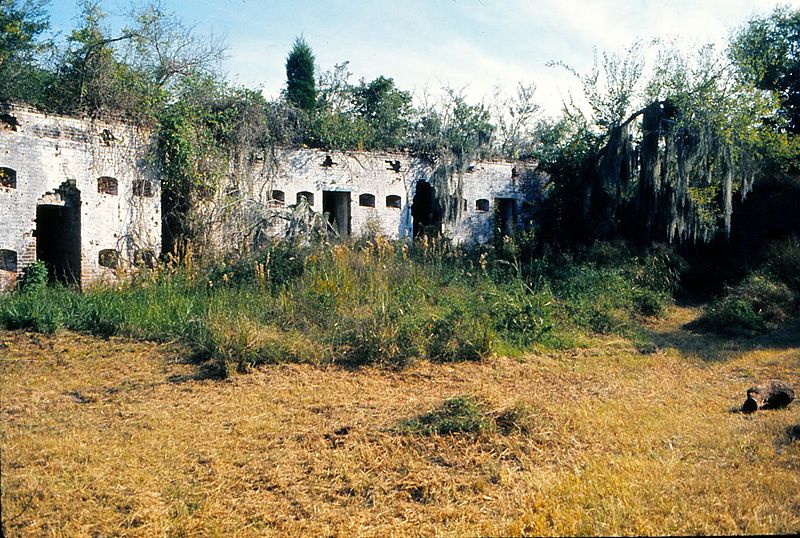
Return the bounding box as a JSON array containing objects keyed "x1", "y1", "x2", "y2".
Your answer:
[
  {"x1": 271, "y1": 190, "x2": 285, "y2": 205},
  {"x1": 0, "y1": 249, "x2": 17, "y2": 272},
  {"x1": 133, "y1": 249, "x2": 156, "y2": 268},
  {"x1": 0, "y1": 167, "x2": 16, "y2": 189},
  {"x1": 297, "y1": 191, "x2": 314, "y2": 205},
  {"x1": 386, "y1": 195, "x2": 402, "y2": 209},
  {"x1": 359, "y1": 193, "x2": 376, "y2": 207},
  {"x1": 133, "y1": 179, "x2": 153, "y2": 197},
  {"x1": 97, "y1": 176, "x2": 118, "y2": 195},
  {"x1": 99, "y1": 249, "x2": 120, "y2": 269},
  {"x1": 475, "y1": 199, "x2": 490, "y2": 212}
]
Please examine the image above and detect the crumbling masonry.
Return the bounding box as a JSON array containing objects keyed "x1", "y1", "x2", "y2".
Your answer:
[
  {"x1": 0, "y1": 103, "x2": 160, "y2": 290},
  {"x1": 1, "y1": 104, "x2": 545, "y2": 289}
]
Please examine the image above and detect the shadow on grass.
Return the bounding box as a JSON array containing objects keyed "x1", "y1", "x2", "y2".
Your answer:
[
  {"x1": 637, "y1": 312, "x2": 800, "y2": 362},
  {"x1": 788, "y1": 424, "x2": 800, "y2": 443},
  {"x1": 166, "y1": 361, "x2": 227, "y2": 383}
]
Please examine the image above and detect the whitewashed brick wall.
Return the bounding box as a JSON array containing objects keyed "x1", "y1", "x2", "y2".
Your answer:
[{"x1": 0, "y1": 104, "x2": 160, "y2": 289}]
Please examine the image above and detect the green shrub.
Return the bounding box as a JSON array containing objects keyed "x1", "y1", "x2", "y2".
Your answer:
[
  {"x1": 697, "y1": 274, "x2": 795, "y2": 335},
  {"x1": 18, "y1": 260, "x2": 48, "y2": 292}
]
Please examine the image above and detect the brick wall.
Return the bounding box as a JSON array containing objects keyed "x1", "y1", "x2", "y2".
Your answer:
[
  {"x1": 0, "y1": 103, "x2": 161, "y2": 290},
  {"x1": 206, "y1": 147, "x2": 545, "y2": 248}
]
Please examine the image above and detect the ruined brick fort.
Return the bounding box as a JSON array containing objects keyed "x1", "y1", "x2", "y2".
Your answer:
[{"x1": 0, "y1": 103, "x2": 544, "y2": 289}]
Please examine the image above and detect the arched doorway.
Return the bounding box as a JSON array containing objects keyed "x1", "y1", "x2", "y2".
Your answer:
[
  {"x1": 411, "y1": 181, "x2": 442, "y2": 237},
  {"x1": 36, "y1": 182, "x2": 81, "y2": 284}
]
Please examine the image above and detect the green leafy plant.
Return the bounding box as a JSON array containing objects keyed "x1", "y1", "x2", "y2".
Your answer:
[{"x1": 18, "y1": 260, "x2": 48, "y2": 292}]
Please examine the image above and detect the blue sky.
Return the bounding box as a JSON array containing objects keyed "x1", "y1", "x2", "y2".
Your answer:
[{"x1": 46, "y1": 0, "x2": 800, "y2": 117}]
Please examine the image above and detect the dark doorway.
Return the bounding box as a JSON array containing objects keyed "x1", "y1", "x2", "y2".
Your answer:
[
  {"x1": 412, "y1": 181, "x2": 442, "y2": 237},
  {"x1": 36, "y1": 203, "x2": 81, "y2": 284},
  {"x1": 322, "y1": 191, "x2": 351, "y2": 238},
  {"x1": 495, "y1": 198, "x2": 517, "y2": 237}
]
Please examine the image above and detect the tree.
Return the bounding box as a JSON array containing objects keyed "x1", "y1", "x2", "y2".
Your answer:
[
  {"x1": 731, "y1": 6, "x2": 800, "y2": 134},
  {"x1": 0, "y1": 0, "x2": 51, "y2": 103},
  {"x1": 125, "y1": 1, "x2": 226, "y2": 90},
  {"x1": 43, "y1": 1, "x2": 226, "y2": 118},
  {"x1": 538, "y1": 42, "x2": 772, "y2": 246},
  {"x1": 352, "y1": 76, "x2": 412, "y2": 148},
  {"x1": 491, "y1": 82, "x2": 540, "y2": 158},
  {"x1": 285, "y1": 36, "x2": 316, "y2": 112}
]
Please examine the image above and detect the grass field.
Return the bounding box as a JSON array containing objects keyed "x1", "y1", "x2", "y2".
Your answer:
[{"x1": 1, "y1": 305, "x2": 799, "y2": 536}]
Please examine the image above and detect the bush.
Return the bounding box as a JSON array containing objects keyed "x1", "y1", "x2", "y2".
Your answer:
[
  {"x1": 18, "y1": 260, "x2": 48, "y2": 292},
  {"x1": 696, "y1": 274, "x2": 796, "y2": 335}
]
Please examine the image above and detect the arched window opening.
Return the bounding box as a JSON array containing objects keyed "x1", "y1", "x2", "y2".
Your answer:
[
  {"x1": 0, "y1": 167, "x2": 16, "y2": 189},
  {"x1": 0, "y1": 249, "x2": 17, "y2": 272},
  {"x1": 97, "y1": 176, "x2": 118, "y2": 195},
  {"x1": 359, "y1": 193, "x2": 376, "y2": 207},
  {"x1": 297, "y1": 191, "x2": 314, "y2": 206},
  {"x1": 271, "y1": 190, "x2": 285, "y2": 206},
  {"x1": 98, "y1": 249, "x2": 119, "y2": 269},
  {"x1": 476, "y1": 199, "x2": 490, "y2": 212},
  {"x1": 133, "y1": 179, "x2": 153, "y2": 197},
  {"x1": 386, "y1": 195, "x2": 402, "y2": 209}
]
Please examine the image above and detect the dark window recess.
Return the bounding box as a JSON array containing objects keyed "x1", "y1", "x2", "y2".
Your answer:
[
  {"x1": 133, "y1": 179, "x2": 153, "y2": 197},
  {"x1": 297, "y1": 191, "x2": 314, "y2": 205},
  {"x1": 476, "y1": 199, "x2": 490, "y2": 212},
  {"x1": 359, "y1": 193, "x2": 376, "y2": 207},
  {"x1": 321, "y1": 155, "x2": 337, "y2": 167},
  {"x1": 100, "y1": 129, "x2": 116, "y2": 146},
  {"x1": 1, "y1": 113, "x2": 19, "y2": 131},
  {"x1": 98, "y1": 249, "x2": 119, "y2": 269},
  {"x1": 462, "y1": 198, "x2": 468, "y2": 211},
  {"x1": 0, "y1": 249, "x2": 17, "y2": 272},
  {"x1": 97, "y1": 176, "x2": 118, "y2": 195},
  {"x1": 386, "y1": 195, "x2": 402, "y2": 208},
  {"x1": 511, "y1": 166, "x2": 519, "y2": 178},
  {"x1": 271, "y1": 190, "x2": 285, "y2": 205},
  {"x1": 133, "y1": 249, "x2": 156, "y2": 268},
  {"x1": 0, "y1": 167, "x2": 16, "y2": 189},
  {"x1": 385, "y1": 160, "x2": 401, "y2": 172}
]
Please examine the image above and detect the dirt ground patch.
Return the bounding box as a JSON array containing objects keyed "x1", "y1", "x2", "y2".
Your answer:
[{"x1": 2, "y1": 306, "x2": 799, "y2": 536}]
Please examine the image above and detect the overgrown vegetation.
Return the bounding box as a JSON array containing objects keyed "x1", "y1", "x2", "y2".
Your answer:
[
  {"x1": 3, "y1": 3, "x2": 800, "y2": 345},
  {"x1": 0, "y1": 239, "x2": 676, "y2": 374}
]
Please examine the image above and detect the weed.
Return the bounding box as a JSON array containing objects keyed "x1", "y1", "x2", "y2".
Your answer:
[
  {"x1": 18, "y1": 260, "x2": 48, "y2": 292},
  {"x1": 397, "y1": 395, "x2": 490, "y2": 435},
  {"x1": 0, "y1": 238, "x2": 676, "y2": 368}
]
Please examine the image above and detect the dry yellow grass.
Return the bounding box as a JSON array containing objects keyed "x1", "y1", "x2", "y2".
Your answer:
[{"x1": 1, "y1": 306, "x2": 799, "y2": 536}]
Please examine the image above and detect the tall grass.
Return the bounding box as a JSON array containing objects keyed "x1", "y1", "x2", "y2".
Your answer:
[{"x1": 0, "y1": 238, "x2": 673, "y2": 373}]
